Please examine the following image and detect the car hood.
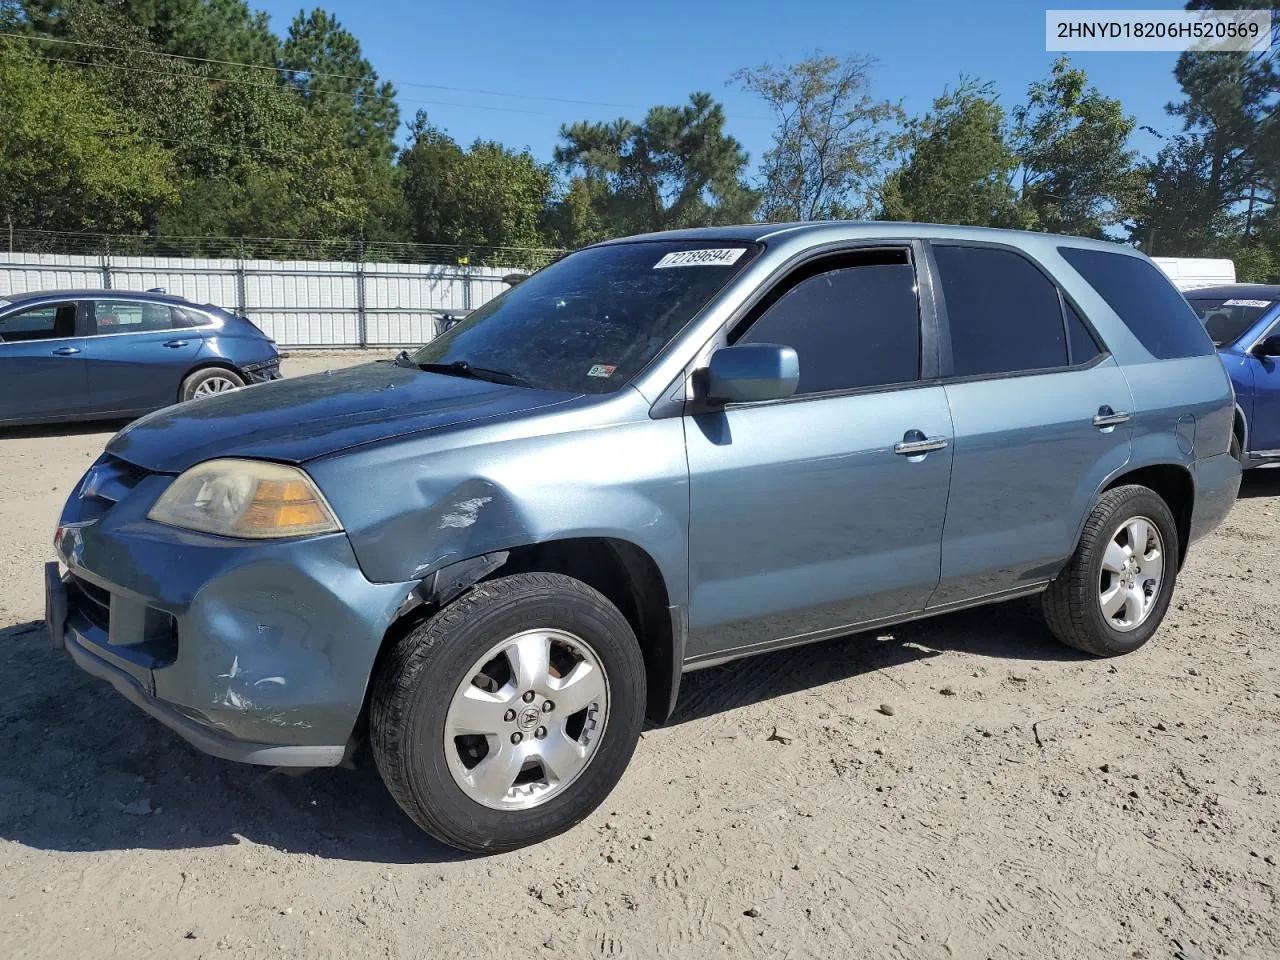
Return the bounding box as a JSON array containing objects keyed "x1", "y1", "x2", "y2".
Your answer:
[{"x1": 107, "y1": 361, "x2": 578, "y2": 473}]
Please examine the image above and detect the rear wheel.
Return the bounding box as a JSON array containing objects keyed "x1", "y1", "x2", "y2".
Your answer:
[
  {"x1": 180, "y1": 367, "x2": 244, "y2": 401},
  {"x1": 370, "y1": 572, "x2": 646, "y2": 852},
  {"x1": 1042, "y1": 485, "x2": 1179, "y2": 657}
]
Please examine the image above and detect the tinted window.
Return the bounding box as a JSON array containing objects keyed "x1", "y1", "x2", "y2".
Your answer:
[
  {"x1": 736, "y1": 257, "x2": 920, "y2": 394},
  {"x1": 1065, "y1": 300, "x2": 1103, "y2": 365},
  {"x1": 933, "y1": 245, "x2": 1066, "y2": 377},
  {"x1": 1058, "y1": 246, "x2": 1214, "y2": 359},
  {"x1": 410, "y1": 241, "x2": 757, "y2": 394},
  {"x1": 1188, "y1": 297, "x2": 1276, "y2": 346},
  {"x1": 0, "y1": 303, "x2": 76, "y2": 342},
  {"x1": 92, "y1": 300, "x2": 178, "y2": 335},
  {"x1": 172, "y1": 307, "x2": 215, "y2": 328}
]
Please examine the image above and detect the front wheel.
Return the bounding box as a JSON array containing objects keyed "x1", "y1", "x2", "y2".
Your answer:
[
  {"x1": 370, "y1": 572, "x2": 646, "y2": 852},
  {"x1": 1042, "y1": 484, "x2": 1179, "y2": 657}
]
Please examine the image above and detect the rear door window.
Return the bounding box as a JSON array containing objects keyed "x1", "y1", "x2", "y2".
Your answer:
[
  {"x1": 91, "y1": 300, "x2": 178, "y2": 335},
  {"x1": 0, "y1": 303, "x2": 77, "y2": 342},
  {"x1": 733, "y1": 250, "x2": 921, "y2": 395},
  {"x1": 932, "y1": 245, "x2": 1067, "y2": 377},
  {"x1": 1058, "y1": 246, "x2": 1214, "y2": 359}
]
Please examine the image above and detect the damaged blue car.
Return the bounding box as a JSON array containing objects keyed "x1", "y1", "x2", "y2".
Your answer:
[{"x1": 47, "y1": 223, "x2": 1239, "y2": 852}]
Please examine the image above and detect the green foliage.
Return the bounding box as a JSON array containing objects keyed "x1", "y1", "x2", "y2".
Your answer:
[
  {"x1": 0, "y1": 39, "x2": 176, "y2": 231},
  {"x1": 551, "y1": 93, "x2": 759, "y2": 245},
  {"x1": 401, "y1": 113, "x2": 555, "y2": 259},
  {"x1": 879, "y1": 80, "x2": 1025, "y2": 227},
  {"x1": 733, "y1": 52, "x2": 903, "y2": 221},
  {"x1": 1013, "y1": 57, "x2": 1139, "y2": 238}
]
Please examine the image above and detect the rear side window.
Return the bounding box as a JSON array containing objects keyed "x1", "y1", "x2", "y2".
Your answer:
[
  {"x1": 92, "y1": 300, "x2": 178, "y2": 335},
  {"x1": 735, "y1": 252, "x2": 920, "y2": 395},
  {"x1": 1058, "y1": 247, "x2": 1214, "y2": 359},
  {"x1": 932, "y1": 245, "x2": 1067, "y2": 377}
]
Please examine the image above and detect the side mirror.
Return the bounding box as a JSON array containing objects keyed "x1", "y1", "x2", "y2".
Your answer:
[
  {"x1": 1253, "y1": 334, "x2": 1280, "y2": 359},
  {"x1": 705, "y1": 343, "x2": 799, "y2": 404}
]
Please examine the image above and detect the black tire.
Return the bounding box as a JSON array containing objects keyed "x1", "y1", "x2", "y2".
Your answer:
[
  {"x1": 180, "y1": 366, "x2": 245, "y2": 401},
  {"x1": 1230, "y1": 430, "x2": 1243, "y2": 464},
  {"x1": 370, "y1": 572, "x2": 646, "y2": 853},
  {"x1": 1042, "y1": 484, "x2": 1179, "y2": 657}
]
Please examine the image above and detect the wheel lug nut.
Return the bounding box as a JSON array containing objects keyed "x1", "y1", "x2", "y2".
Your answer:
[
  {"x1": 543, "y1": 700, "x2": 554, "y2": 712},
  {"x1": 535, "y1": 727, "x2": 546, "y2": 739},
  {"x1": 503, "y1": 709, "x2": 516, "y2": 722},
  {"x1": 522, "y1": 691, "x2": 535, "y2": 703},
  {"x1": 510, "y1": 732, "x2": 522, "y2": 745}
]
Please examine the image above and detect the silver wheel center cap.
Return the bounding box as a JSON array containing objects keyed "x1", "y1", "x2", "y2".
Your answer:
[{"x1": 516, "y1": 705, "x2": 541, "y2": 731}]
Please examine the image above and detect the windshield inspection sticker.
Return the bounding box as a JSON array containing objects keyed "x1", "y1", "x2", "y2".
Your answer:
[
  {"x1": 653, "y1": 248, "x2": 746, "y2": 269},
  {"x1": 587, "y1": 364, "x2": 617, "y2": 378},
  {"x1": 1224, "y1": 299, "x2": 1272, "y2": 308}
]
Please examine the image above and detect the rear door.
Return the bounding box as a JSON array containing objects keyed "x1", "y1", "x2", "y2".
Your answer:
[
  {"x1": 928, "y1": 242, "x2": 1134, "y2": 607},
  {"x1": 685, "y1": 246, "x2": 955, "y2": 659},
  {"x1": 0, "y1": 301, "x2": 90, "y2": 423},
  {"x1": 81, "y1": 299, "x2": 203, "y2": 414}
]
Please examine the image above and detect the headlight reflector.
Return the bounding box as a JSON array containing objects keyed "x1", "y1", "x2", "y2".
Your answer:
[{"x1": 147, "y1": 459, "x2": 341, "y2": 539}]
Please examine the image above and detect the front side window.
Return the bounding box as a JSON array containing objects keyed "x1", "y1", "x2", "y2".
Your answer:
[
  {"x1": 734, "y1": 251, "x2": 921, "y2": 395},
  {"x1": 92, "y1": 300, "x2": 177, "y2": 335},
  {"x1": 1187, "y1": 297, "x2": 1277, "y2": 347},
  {"x1": 933, "y1": 245, "x2": 1067, "y2": 377},
  {"x1": 0, "y1": 303, "x2": 77, "y2": 342},
  {"x1": 409, "y1": 241, "x2": 758, "y2": 394}
]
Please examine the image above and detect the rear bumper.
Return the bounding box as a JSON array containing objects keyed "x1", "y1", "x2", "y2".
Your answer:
[{"x1": 1190, "y1": 451, "x2": 1241, "y2": 545}]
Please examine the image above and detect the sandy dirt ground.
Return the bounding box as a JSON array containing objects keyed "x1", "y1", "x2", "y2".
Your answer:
[{"x1": 1, "y1": 349, "x2": 1278, "y2": 960}]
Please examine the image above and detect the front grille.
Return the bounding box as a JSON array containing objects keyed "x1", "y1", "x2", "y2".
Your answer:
[
  {"x1": 68, "y1": 574, "x2": 110, "y2": 632},
  {"x1": 106, "y1": 455, "x2": 152, "y2": 486}
]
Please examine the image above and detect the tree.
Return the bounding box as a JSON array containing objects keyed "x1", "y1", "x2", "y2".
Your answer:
[
  {"x1": 0, "y1": 40, "x2": 176, "y2": 232},
  {"x1": 1130, "y1": 0, "x2": 1277, "y2": 278},
  {"x1": 400, "y1": 113, "x2": 555, "y2": 257},
  {"x1": 281, "y1": 8, "x2": 399, "y2": 159},
  {"x1": 879, "y1": 80, "x2": 1024, "y2": 227},
  {"x1": 733, "y1": 52, "x2": 902, "y2": 221},
  {"x1": 1013, "y1": 57, "x2": 1139, "y2": 237},
  {"x1": 552, "y1": 93, "x2": 759, "y2": 245}
]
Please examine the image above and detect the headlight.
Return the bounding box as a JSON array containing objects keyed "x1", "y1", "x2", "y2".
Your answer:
[{"x1": 147, "y1": 459, "x2": 341, "y2": 539}]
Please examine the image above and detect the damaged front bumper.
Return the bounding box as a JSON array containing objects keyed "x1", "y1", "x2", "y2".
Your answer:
[{"x1": 48, "y1": 456, "x2": 416, "y2": 766}]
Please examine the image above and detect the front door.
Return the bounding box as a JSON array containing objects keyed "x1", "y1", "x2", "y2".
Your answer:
[
  {"x1": 685, "y1": 248, "x2": 954, "y2": 661},
  {"x1": 926, "y1": 243, "x2": 1134, "y2": 606},
  {"x1": 82, "y1": 299, "x2": 202, "y2": 414},
  {"x1": 0, "y1": 301, "x2": 89, "y2": 423},
  {"x1": 1246, "y1": 310, "x2": 1280, "y2": 453}
]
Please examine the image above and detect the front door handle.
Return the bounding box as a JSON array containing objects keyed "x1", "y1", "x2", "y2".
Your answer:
[
  {"x1": 51, "y1": 346, "x2": 80, "y2": 356},
  {"x1": 163, "y1": 340, "x2": 189, "y2": 348},
  {"x1": 894, "y1": 433, "x2": 949, "y2": 456},
  {"x1": 1093, "y1": 406, "x2": 1132, "y2": 428}
]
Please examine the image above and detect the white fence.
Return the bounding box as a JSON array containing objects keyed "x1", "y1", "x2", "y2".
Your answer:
[{"x1": 0, "y1": 252, "x2": 517, "y2": 347}]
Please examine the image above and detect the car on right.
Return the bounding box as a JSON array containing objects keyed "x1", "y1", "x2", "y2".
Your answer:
[{"x1": 1186, "y1": 284, "x2": 1280, "y2": 467}]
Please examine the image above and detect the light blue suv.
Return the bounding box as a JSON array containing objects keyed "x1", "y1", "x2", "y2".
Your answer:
[{"x1": 48, "y1": 222, "x2": 1240, "y2": 852}]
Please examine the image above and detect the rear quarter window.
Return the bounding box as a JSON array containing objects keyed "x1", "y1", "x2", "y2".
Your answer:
[{"x1": 1057, "y1": 246, "x2": 1213, "y2": 360}]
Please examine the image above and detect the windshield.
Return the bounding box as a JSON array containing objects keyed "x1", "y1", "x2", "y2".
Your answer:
[
  {"x1": 409, "y1": 240, "x2": 758, "y2": 394},
  {"x1": 1188, "y1": 296, "x2": 1276, "y2": 346}
]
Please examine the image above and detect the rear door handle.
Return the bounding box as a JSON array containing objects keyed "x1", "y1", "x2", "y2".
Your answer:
[
  {"x1": 1093, "y1": 406, "x2": 1132, "y2": 428},
  {"x1": 163, "y1": 340, "x2": 189, "y2": 348},
  {"x1": 895, "y1": 435, "x2": 949, "y2": 456},
  {"x1": 51, "y1": 346, "x2": 80, "y2": 356}
]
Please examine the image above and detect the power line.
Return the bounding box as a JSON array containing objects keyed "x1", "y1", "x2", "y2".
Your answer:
[
  {"x1": 30, "y1": 54, "x2": 559, "y2": 117},
  {"x1": 1, "y1": 30, "x2": 635, "y2": 109}
]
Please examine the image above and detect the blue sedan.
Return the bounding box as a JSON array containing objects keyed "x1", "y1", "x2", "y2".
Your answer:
[
  {"x1": 0, "y1": 289, "x2": 281, "y2": 426},
  {"x1": 1187, "y1": 284, "x2": 1280, "y2": 467}
]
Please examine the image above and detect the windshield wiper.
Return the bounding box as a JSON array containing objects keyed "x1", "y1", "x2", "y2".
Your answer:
[{"x1": 414, "y1": 359, "x2": 532, "y2": 387}]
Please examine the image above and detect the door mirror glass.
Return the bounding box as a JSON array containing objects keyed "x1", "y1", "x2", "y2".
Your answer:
[
  {"x1": 705, "y1": 344, "x2": 799, "y2": 404},
  {"x1": 1252, "y1": 333, "x2": 1280, "y2": 358}
]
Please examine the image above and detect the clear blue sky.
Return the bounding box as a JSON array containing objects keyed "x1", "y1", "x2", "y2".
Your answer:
[{"x1": 255, "y1": 0, "x2": 1190, "y2": 170}]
